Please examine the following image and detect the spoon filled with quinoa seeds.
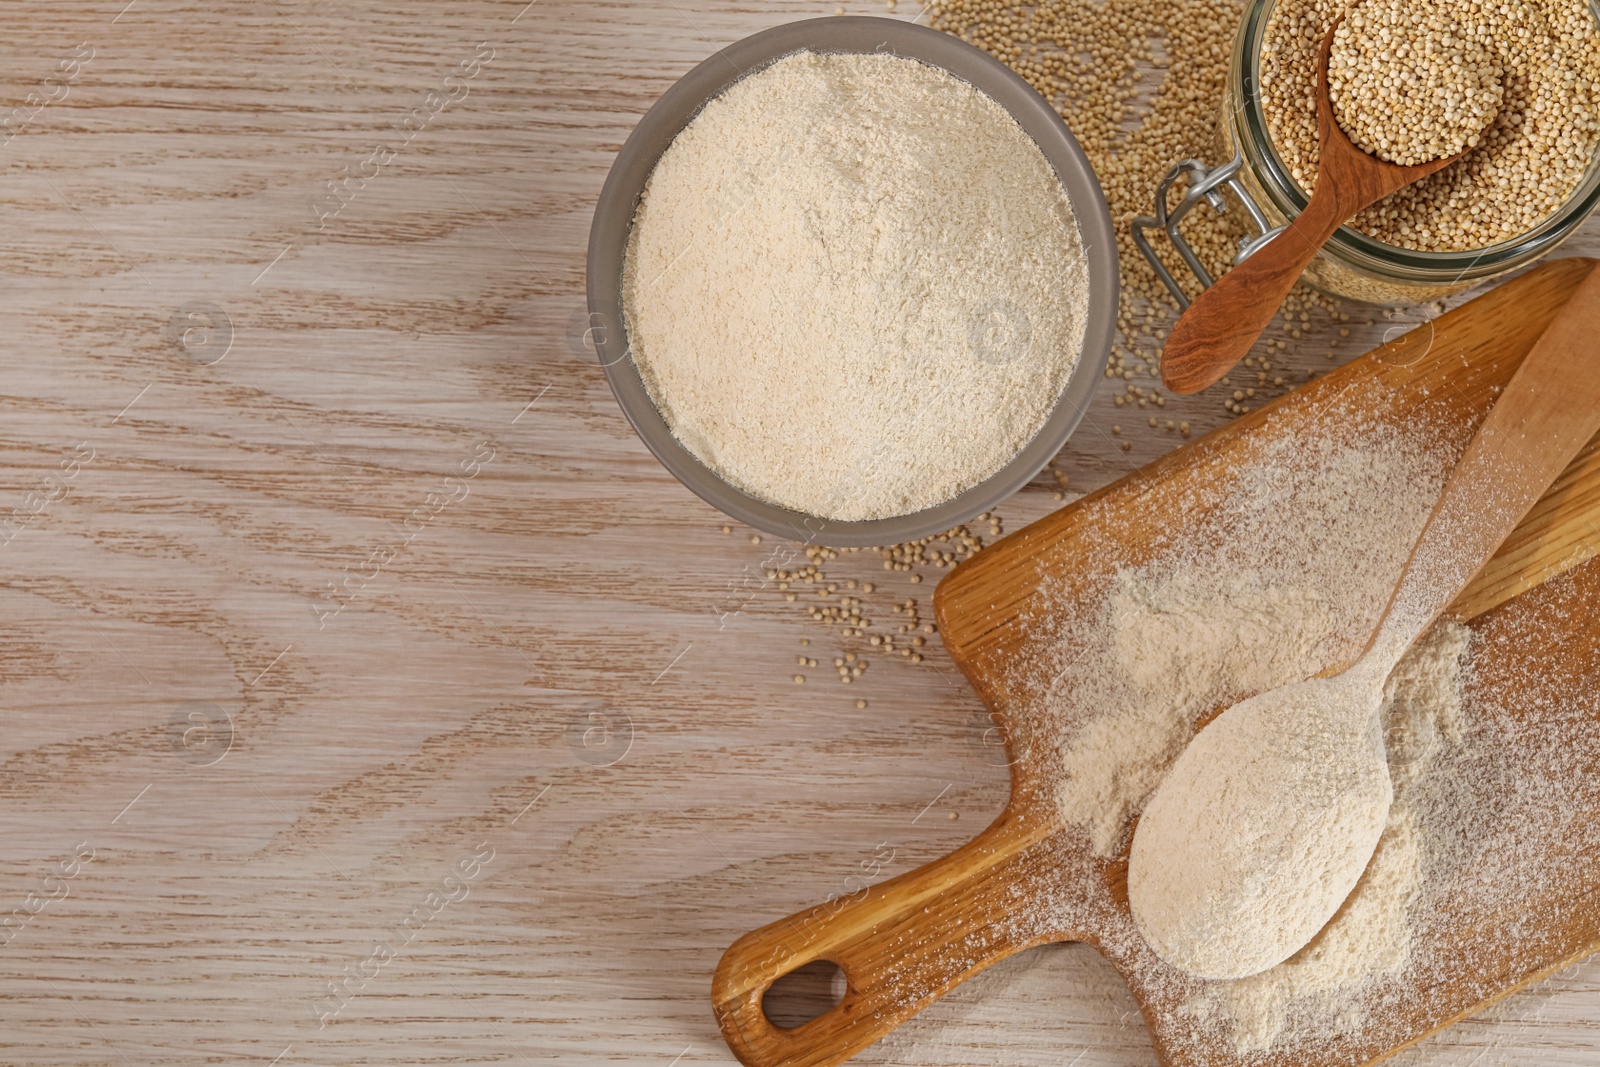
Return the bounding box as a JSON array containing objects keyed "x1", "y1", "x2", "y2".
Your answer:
[{"x1": 1159, "y1": 2, "x2": 1497, "y2": 394}]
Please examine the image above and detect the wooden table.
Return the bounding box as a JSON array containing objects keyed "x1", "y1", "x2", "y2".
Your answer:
[{"x1": 2, "y1": 2, "x2": 1598, "y2": 1065}]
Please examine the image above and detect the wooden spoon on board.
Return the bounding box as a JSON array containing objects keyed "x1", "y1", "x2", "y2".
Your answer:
[
  {"x1": 1131, "y1": 260, "x2": 1600, "y2": 979},
  {"x1": 709, "y1": 260, "x2": 1600, "y2": 1067},
  {"x1": 1158, "y1": 13, "x2": 1477, "y2": 395}
]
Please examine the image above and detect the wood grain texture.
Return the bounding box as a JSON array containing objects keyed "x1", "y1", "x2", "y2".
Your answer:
[
  {"x1": 1360, "y1": 261, "x2": 1600, "y2": 666},
  {"x1": 714, "y1": 810, "x2": 1059, "y2": 1067},
  {"x1": 3, "y1": 4, "x2": 1600, "y2": 1067}
]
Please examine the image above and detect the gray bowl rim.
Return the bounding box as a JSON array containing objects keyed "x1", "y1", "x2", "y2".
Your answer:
[{"x1": 585, "y1": 15, "x2": 1118, "y2": 548}]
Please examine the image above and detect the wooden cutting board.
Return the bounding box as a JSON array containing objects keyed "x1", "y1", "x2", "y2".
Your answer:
[{"x1": 712, "y1": 256, "x2": 1600, "y2": 1067}]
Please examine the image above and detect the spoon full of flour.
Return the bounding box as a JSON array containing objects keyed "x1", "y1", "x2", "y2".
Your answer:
[{"x1": 1128, "y1": 265, "x2": 1600, "y2": 980}]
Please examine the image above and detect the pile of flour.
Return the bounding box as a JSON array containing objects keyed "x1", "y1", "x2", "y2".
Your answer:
[
  {"x1": 623, "y1": 50, "x2": 1090, "y2": 521},
  {"x1": 1196, "y1": 622, "x2": 1471, "y2": 1051},
  {"x1": 1052, "y1": 419, "x2": 1456, "y2": 855},
  {"x1": 1129, "y1": 664, "x2": 1412, "y2": 981},
  {"x1": 1034, "y1": 401, "x2": 1476, "y2": 1049}
]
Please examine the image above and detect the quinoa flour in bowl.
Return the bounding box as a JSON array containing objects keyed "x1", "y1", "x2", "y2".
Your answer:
[{"x1": 587, "y1": 18, "x2": 1116, "y2": 545}]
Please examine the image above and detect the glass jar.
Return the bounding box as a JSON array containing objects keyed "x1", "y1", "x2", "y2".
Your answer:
[{"x1": 1134, "y1": 0, "x2": 1600, "y2": 307}]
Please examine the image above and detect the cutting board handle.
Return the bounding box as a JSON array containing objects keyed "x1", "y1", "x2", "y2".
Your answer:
[{"x1": 711, "y1": 812, "x2": 1061, "y2": 1067}]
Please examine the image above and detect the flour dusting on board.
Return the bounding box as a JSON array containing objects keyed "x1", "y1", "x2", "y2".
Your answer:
[
  {"x1": 967, "y1": 384, "x2": 1600, "y2": 1063},
  {"x1": 1051, "y1": 412, "x2": 1454, "y2": 858},
  {"x1": 1193, "y1": 623, "x2": 1471, "y2": 1053}
]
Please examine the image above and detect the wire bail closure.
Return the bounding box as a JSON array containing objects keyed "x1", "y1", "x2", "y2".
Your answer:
[{"x1": 1132, "y1": 152, "x2": 1286, "y2": 309}]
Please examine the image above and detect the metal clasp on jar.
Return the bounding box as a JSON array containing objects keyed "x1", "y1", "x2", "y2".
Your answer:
[{"x1": 1131, "y1": 152, "x2": 1286, "y2": 309}]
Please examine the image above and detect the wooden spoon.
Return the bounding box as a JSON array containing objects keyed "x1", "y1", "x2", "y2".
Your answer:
[
  {"x1": 1158, "y1": 13, "x2": 1473, "y2": 396},
  {"x1": 1129, "y1": 262, "x2": 1600, "y2": 979}
]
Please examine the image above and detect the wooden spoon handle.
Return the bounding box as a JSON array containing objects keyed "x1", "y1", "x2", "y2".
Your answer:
[
  {"x1": 1449, "y1": 430, "x2": 1600, "y2": 620},
  {"x1": 1160, "y1": 186, "x2": 1348, "y2": 394},
  {"x1": 1367, "y1": 263, "x2": 1600, "y2": 667},
  {"x1": 712, "y1": 814, "x2": 1058, "y2": 1067}
]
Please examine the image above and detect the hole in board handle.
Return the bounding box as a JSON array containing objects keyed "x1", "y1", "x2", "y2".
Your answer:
[{"x1": 761, "y1": 959, "x2": 848, "y2": 1029}]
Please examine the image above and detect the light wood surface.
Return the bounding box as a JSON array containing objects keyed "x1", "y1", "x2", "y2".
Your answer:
[
  {"x1": 716, "y1": 258, "x2": 1600, "y2": 1067},
  {"x1": 5, "y1": 4, "x2": 1600, "y2": 1067}
]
